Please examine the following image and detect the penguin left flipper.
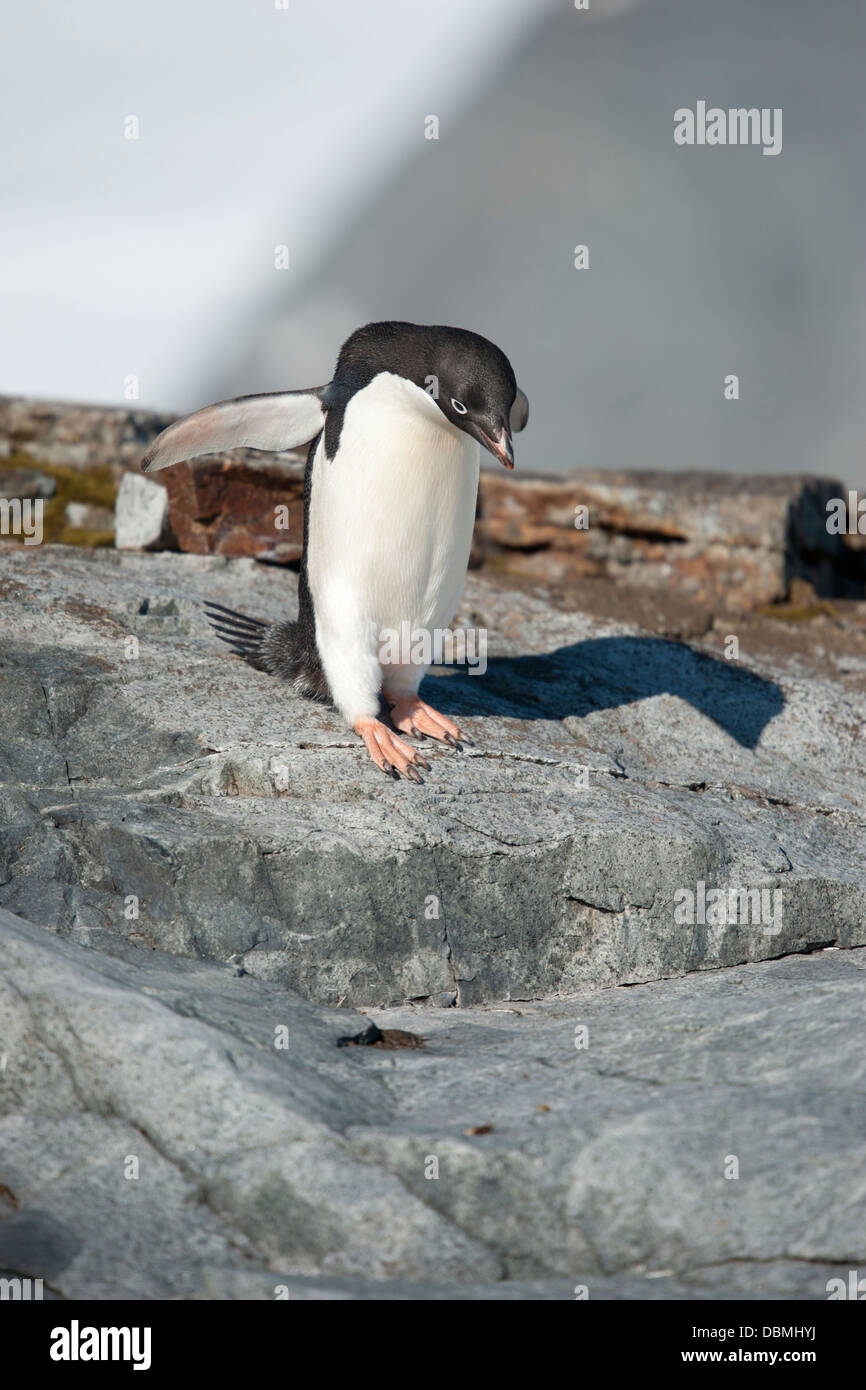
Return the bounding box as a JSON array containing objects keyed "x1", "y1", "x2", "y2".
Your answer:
[
  {"x1": 353, "y1": 717, "x2": 432, "y2": 783},
  {"x1": 141, "y1": 388, "x2": 327, "y2": 473},
  {"x1": 383, "y1": 692, "x2": 469, "y2": 751}
]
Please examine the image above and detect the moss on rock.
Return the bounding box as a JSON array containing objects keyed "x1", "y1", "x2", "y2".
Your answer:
[{"x1": 0, "y1": 450, "x2": 117, "y2": 546}]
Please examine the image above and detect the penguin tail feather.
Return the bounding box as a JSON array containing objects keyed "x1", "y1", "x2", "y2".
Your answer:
[
  {"x1": 202, "y1": 600, "x2": 328, "y2": 700},
  {"x1": 203, "y1": 600, "x2": 272, "y2": 671}
]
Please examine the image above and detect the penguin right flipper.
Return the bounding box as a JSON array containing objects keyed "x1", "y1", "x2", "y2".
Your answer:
[
  {"x1": 510, "y1": 387, "x2": 529, "y2": 433},
  {"x1": 141, "y1": 388, "x2": 327, "y2": 473}
]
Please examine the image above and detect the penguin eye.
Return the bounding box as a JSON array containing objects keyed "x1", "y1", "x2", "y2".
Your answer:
[{"x1": 450, "y1": 398, "x2": 468, "y2": 415}]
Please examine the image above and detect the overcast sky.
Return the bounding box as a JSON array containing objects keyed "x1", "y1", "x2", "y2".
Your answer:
[
  {"x1": 1, "y1": 0, "x2": 550, "y2": 411},
  {"x1": 6, "y1": 0, "x2": 859, "y2": 485}
]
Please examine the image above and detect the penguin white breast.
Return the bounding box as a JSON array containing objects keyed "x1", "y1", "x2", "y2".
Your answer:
[{"x1": 308, "y1": 372, "x2": 480, "y2": 635}]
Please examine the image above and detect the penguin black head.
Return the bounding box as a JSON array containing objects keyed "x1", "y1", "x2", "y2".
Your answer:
[{"x1": 330, "y1": 321, "x2": 529, "y2": 469}]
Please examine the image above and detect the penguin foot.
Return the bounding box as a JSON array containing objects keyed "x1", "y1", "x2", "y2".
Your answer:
[
  {"x1": 354, "y1": 716, "x2": 432, "y2": 783},
  {"x1": 382, "y1": 693, "x2": 471, "y2": 750}
]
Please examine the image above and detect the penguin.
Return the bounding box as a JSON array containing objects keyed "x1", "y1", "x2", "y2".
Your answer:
[{"x1": 141, "y1": 320, "x2": 529, "y2": 782}]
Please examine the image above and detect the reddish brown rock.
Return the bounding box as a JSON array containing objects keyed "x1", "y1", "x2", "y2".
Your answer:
[
  {"x1": 160, "y1": 455, "x2": 306, "y2": 563},
  {"x1": 0, "y1": 395, "x2": 306, "y2": 563},
  {"x1": 474, "y1": 468, "x2": 863, "y2": 609}
]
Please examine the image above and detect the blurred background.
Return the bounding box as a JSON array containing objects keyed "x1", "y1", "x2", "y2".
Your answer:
[{"x1": 2, "y1": 0, "x2": 864, "y2": 480}]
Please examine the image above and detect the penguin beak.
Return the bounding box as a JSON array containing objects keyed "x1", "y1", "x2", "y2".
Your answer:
[{"x1": 476, "y1": 424, "x2": 515, "y2": 470}]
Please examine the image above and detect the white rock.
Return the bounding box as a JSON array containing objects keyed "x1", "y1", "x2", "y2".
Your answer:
[{"x1": 114, "y1": 471, "x2": 171, "y2": 550}]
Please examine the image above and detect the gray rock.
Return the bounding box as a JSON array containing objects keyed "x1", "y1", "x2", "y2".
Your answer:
[
  {"x1": 0, "y1": 545, "x2": 864, "y2": 1006},
  {"x1": 0, "y1": 909, "x2": 499, "y2": 1296},
  {"x1": 0, "y1": 394, "x2": 174, "y2": 480},
  {"x1": 64, "y1": 501, "x2": 114, "y2": 533},
  {"x1": 114, "y1": 472, "x2": 173, "y2": 551},
  {"x1": 1, "y1": 907, "x2": 861, "y2": 1298},
  {"x1": 0, "y1": 467, "x2": 56, "y2": 500}
]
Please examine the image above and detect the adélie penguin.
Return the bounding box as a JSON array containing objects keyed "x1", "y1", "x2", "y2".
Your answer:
[{"x1": 141, "y1": 320, "x2": 529, "y2": 782}]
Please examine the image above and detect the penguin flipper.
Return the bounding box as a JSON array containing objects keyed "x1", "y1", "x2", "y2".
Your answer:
[
  {"x1": 141, "y1": 388, "x2": 328, "y2": 473},
  {"x1": 510, "y1": 388, "x2": 529, "y2": 433}
]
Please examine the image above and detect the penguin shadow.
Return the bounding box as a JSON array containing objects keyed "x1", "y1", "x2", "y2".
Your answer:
[{"x1": 424, "y1": 635, "x2": 785, "y2": 750}]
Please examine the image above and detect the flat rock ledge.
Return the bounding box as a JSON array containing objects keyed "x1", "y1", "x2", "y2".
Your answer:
[
  {"x1": 1, "y1": 908, "x2": 863, "y2": 1299},
  {"x1": 1, "y1": 545, "x2": 865, "y2": 1008},
  {"x1": 1, "y1": 542, "x2": 865, "y2": 1301}
]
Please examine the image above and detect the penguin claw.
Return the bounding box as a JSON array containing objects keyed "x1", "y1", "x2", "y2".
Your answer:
[
  {"x1": 354, "y1": 716, "x2": 428, "y2": 785},
  {"x1": 382, "y1": 692, "x2": 470, "y2": 749}
]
